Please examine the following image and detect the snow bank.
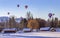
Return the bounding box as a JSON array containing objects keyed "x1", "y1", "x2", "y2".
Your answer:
[{"x1": 40, "y1": 27, "x2": 50, "y2": 31}]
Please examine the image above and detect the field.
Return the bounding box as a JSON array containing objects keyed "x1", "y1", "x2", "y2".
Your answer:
[{"x1": 0, "y1": 32, "x2": 60, "y2": 38}]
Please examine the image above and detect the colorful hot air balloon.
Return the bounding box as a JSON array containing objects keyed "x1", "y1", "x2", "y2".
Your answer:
[
  {"x1": 25, "y1": 5, "x2": 28, "y2": 9},
  {"x1": 48, "y1": 13, "x2": 52, "y2": 18},
  {"x1": 17, "y1": 4, "x2": 20, "y2": 8}
]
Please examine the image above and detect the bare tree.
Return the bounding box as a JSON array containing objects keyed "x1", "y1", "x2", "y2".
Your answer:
[
  {"x1": 19, "y1": 18, "x2": 27, "y2": 30},
  {"x1": 58, "y1": 20, "x2": 60, "y2": 27},
  {"x1": 54, "y1": 17, "x2": 58, "y2": 28},
  {"x1": 26, "y1": 11, "x2": 33, "y2": 20},
  {"x1": 9, "y1": 16, "x2": 16, "y2": 28}
]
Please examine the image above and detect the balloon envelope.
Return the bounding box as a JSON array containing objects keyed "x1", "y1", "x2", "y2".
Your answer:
[
  {"x1": 25, "y1": 5, "x2": 28, "y2": 9},
  {"x1": 8, "y1": 12, "x2": 10, "y2": 15},
  {"x1": 17, "y1": 4, "x2": 19, "y2": 7},
  {"x1": 48, "y1": 13, "x2": 52, "y2": 18}
]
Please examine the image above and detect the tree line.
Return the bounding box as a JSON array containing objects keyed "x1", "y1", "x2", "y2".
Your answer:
[{"x1": 0, "y1": 12, "x2": 60, "y2": 31}]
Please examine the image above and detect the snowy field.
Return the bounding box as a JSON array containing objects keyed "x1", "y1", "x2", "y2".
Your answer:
[{"x1": 0, "y1": 32, "x2": 60, "y2": 38}]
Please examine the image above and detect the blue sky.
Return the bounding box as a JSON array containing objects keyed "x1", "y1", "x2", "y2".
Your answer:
[{"x1": 0, "y1": 0, "x2": 60, "y2": 20}]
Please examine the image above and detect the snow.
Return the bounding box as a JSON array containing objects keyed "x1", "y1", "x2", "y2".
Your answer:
[
  {"x1": 0, "y1": 28, "x2": 60, "y2": 38},
  {"x1": 32, "y1": 29, "x2": 37, "y2": 32},
  {"x1": 2, "y1": 28, "x2": 16, "y2": 31},
  {"x1": 40, "y1": 27, "x2": 50, "y2": 31},
  {"x1": 1, "y1": 28, "x2": 16, "y2": 33},
  {"x1": 0, "y1": 35, "x2": 24, "y2": 38},
  {"x1": 0, "y1": 32, "x2": 60, "y2": 38},
  {"x1": 23, "y1": 28, "x2": 31, "y2": 32},
  {"x1": 3, "y1": 32, "x2": 60, "y2": 37}
]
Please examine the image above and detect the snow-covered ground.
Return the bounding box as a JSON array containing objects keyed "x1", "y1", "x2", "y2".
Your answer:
[
  {"x1": 10, "y1": 32, "x2": 60, "y2": 37},
  {"x1": 0, "y1": 32, "x2": 60, "y2": 38},
  {"x1": 0, "y1": 28, "x2": 60, "y2": 38}
]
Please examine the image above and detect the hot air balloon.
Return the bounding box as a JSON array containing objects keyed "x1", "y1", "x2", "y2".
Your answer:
[
  {"x1": 48, "y1": 13, "x2": 52, "y2": 18},
  {"x1": 25, "y1": 5, "x2": 28, "y2": 9},
  {"x1": 17, "y1": 4, "x2": 20, "y2": 8},
  {"x1": 8, "y1": 12, "x2": 10, "y2": 15}
]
